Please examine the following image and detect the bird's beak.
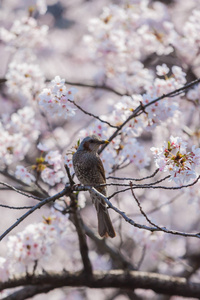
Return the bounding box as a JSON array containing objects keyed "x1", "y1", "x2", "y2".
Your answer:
[
  {"x1": 96, "y1": 139, "x2": 109, "y2": 145},
  {"x1": 102, "y1": 140, "x2": 109, "y2": 144}
]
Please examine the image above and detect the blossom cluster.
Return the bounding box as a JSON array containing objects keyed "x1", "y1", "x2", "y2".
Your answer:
[
  {"x1": 0, "y1": 16, "x2": 48, "y2": 50},
  {"x1": 187, "y1": 82, "x2": 200, "y2": 105},
  {"x1": 0, "y1": 106, "x2": 40, "y2": 166},
  {"x1": 5, "y1": 61, "x2": 45, "y2": 103},
  {"x1": 1, "y1": 15, "x2": 48, "y2": 103},
  {"x1": 0, "y1": 210, "x2": 74, "y2": 279},
  {"x1": 41, "y1": 149, "x2": 65, "y2": 186},
  {"x1": 173, "y1": 9, "x2": 200, "y2": 64},
  {"x1": 142, "y1": 64, "x2": 186, "y2": 129},
  {"x1": 89, "y1": 63, "x2": 184, "y2": 143},
  {"x1": 84, "y1": 1, "x2": 177, "y2": 93},
  {"x1": 15, "y1": 165, "x2": 36, "y2": 185},
  {"x1": 151, "y1": 136, "x2": 200, "y2": 185},
  {"x1": 0, "y1": 209, "x2": 111, "y2": 281},
  {"x1": 38, "y1": 76, "x2": 77, "y2": 119},
  {"x1": 15, "y1": 142, "x2": 66, "y2": 186}
]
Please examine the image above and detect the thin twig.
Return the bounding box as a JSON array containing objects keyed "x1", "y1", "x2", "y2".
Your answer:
[
  {"x1": 130, "y1": 183, "x2": 164, "y2": 231},
  {"x1": 0, "y1": 181, "x2": 43, "y2": 201},
  {"x1": 68, "y1": 99, "x2": 119, "y2": 129},
  {"x1": 132, "y1": 192, "x2": 182, "y2": 216},
  {"x1": 107, "y1": 169, "x2": 159, "y2": 181},
  {"x1": 0, "y1": 169, "x2": 47, "y2": 198},
  {"x1": 64, "y1": 164, "x2": 75, "y2": 187},
  {"x1": 106, "y1": 175, "x2": 200, "y2": 199},
  {"x1": 0, "y1": 204, "x2": 33, "y2": 209}
]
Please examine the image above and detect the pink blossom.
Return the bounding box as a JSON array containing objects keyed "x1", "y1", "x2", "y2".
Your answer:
[
  {"x1": 64, "y1": 155, "x2": 74, "y2": 174},
  {"x1": 156, "y1": 64, "x2": 170, "y2": 76},
  {"x1": 15, "y1": 165, "x2": 36, "y2": 185},
  {"x1": 37, "y1": 142, "x2": 49, "y2": 152},
  {"x1": 0, "y1": 257, "x2": 10, "y2": 282},
  {"x1": 41, "y1": 167, "x2": 65, "y2": 186},
  {"x1": 45, "y1": 150, "x2": 63, "y2": 172},
  {"x1": 1, "y1": 16, "x2": 48, "y2": 49},
  {"x1": 39, "y1": 76, "x2": 77, "y2": 119},
  {"x1": 151, "y1": 136, "x2": 200, "y2": 185}
]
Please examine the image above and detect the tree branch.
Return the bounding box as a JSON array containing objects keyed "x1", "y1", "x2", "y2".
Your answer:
[
  {"x1": 1, "y1": 270, "x2": 200, "y2": 299},
  {"x1": 99, "y1": 78, "x2": 200, "y2": 154},
  {"x1": 83, "y1": 223, "x2": 135, "y2": 270},
  {"x1": 69, "y1": 193, "x2": 93, "y2": 275},
  {"x1": 0, "y1": 184, "x2": 71, "y2": 241},
  {"x1": 106, "y1": 169, "x2": 159, "y2": 181},
  {"x1": 73, "y1": 185, "x2": 200, "y2": 239},
  {"x1": 69, "y1": 99, "x2": 119, "y2": 129},
  {"x1": 0, "y1": 181, "x2": 42, "y2": 201}
]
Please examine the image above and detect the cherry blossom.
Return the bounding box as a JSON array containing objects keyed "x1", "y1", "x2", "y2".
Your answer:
[
  {"x1": 5, "y1": 61, "x2": 45, "y2": 102},
  {"x1": 15, "y1": 165, "x2": 36, "y2": 185},
  {"x1": 0, "y1": 107, "x2": 40, "y2": 165},
  {"x1": 37, "y1": 142, "x2": 49, "y2": 152},
  {"x1": 0, "y1": 257, "x2": 10, "y2": 282},
  {"x1": 156, "y1": 64, "x2": 170, "y2": 77},
  {"x1": 41, "y1": 167, "x2": 65, "y2": 186},
  {"x1": 0, "y1": 16, "x2": 48, "y2": 50},
  {"x1": 64, "y1": 154, "x2": 74, "y2": 174},
  {"x1": 44, "y1": 150, "x2": 63, "y2": 172},
  {"x1": 6, "y1": 210, "x2": 72, "y2": 273},
  {"x1": 173, "y1": 9, "x2": 200, "y2": 64},
  {"x1": 151, "y1": 136, "x2": 200, "y2": 185},
  {"x1": 119, "y1": 138, "x2": 150, "y2": 169},
  {"x1": 84, "y1": 1, "x2": 177, "y2": 93},
  {"x1": 38, "y1": 76, "x2": 77, "y2": 119},
  {"x1": 1, "y1": 1, "x2": 200, "y2": 298}
]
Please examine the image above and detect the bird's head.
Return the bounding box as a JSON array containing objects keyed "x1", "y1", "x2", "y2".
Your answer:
[{"x1": 78, "y1": 135, "x2": 109, "y2": 153}]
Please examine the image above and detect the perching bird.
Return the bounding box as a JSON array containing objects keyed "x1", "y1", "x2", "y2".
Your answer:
[{"x1": 72, "y1": 135, "x2": 116, "y2": 238}]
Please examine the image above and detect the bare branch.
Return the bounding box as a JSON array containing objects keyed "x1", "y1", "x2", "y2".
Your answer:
[
  {"x1": 73, "y1": 185, "x2": 200, "y2": 239},
  {"x1": 1, "y1": 270, "x2": 200, "y2": 298},
  {"x1": 107, "y1": 169, "x2": 159, "y2": 181},
  {"x1": 0, "y1": 181, "x2": 42, "y2": 201},
  {"x1": 69, "y1": 99, "x2": 119, "y2": 129},
  {"x1": 64, "y1": 164, "x2": 75, "y2": 187},
  {"x1": 0, "y1": 204, "x2": 33, "y2": 210},
  {"x1": 2, "y1": 285, "x2": 53, "y2": 300},
  {"x1": 130, "y1": 184, "x2": 165, "y2": 231},
  {"x1": 104, "y1": 175, "x2": 170, "y2": 188},
  {"x1": 69, "y1": 193, "x2": 93, "y2": 275},
  {"x1": 1, "y1": 174, "x2": 199, "y2": 242},
  {"x1": 83, "y1": 223, "x2": 135, "y2": 270},
  {"x1": 54, "y1": 79, "x2": 126, "y2": 96},
  {"x1": 0, "y1": 169, "x2": 48, "y2": 198}
]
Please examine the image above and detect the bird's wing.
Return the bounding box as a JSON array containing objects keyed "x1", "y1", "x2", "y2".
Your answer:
[{"x1": 96, "y1": 156, "x2": 106, "y2": 182}]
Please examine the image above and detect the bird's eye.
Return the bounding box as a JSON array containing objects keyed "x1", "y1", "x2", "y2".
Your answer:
[{"x1": 90, "y1": 140, "x2": 94, "y2": 143}]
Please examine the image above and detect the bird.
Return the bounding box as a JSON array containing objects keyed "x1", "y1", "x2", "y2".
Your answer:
[{"x1": 72, "y1": 135, "x2": 116, "y2": 238}]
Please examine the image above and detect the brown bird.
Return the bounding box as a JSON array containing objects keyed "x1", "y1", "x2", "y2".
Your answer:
[{"x1": 72, "y1": 135, "x2": 116, "y2": 238}]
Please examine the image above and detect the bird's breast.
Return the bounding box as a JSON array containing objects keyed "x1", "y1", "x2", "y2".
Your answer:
[{"x1": 73, "y1": 151, "x2": 104, "y2": 185}]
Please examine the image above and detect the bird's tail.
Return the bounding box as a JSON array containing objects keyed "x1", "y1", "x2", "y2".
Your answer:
[{"x1": 96, "y1": 201, "x2": 116, "y2": 238}]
